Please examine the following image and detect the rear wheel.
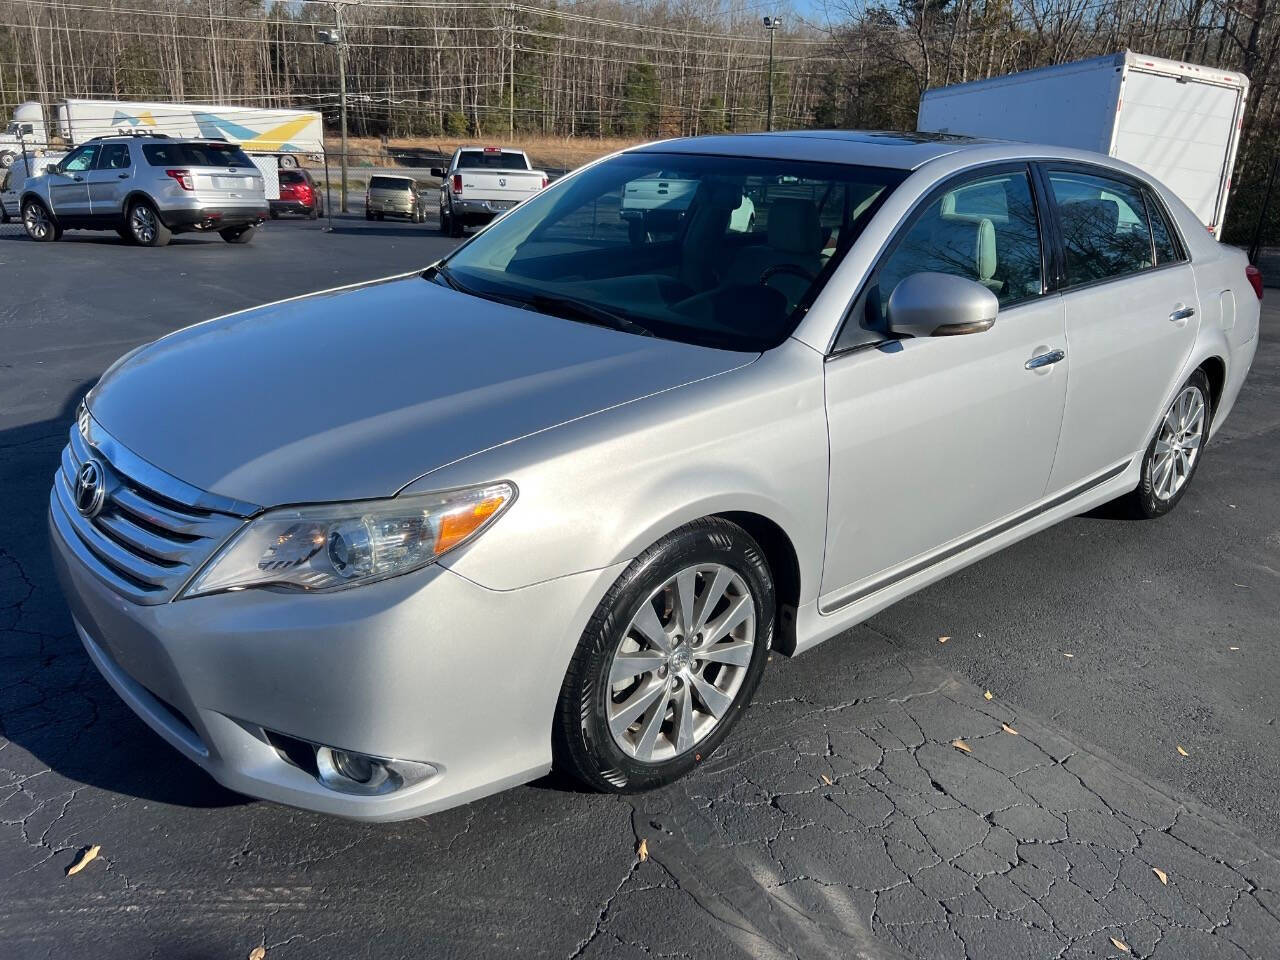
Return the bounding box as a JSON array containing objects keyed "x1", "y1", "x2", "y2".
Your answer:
[
  {"x1": 114, "y1": 225, "x2": 133, "y2": 243},
  {"x1": 219, "y1": 224, "x2": 257, "y2": 244},
  {"x1": 1123, "y1": 370, "x2": 1211, "y2": 519},
  {"x1": 447, "y1": 203, "x2": 464, "y2": 238},
  {"x1": 128, "y1": 200, "x2": 170, "y2": 247},
  {"x1": 0, "y1": 151, "x2": 15, "y2": 169},
  {"x1": 365, "y1": 208, "x2": 374, "y2": 221},
  {"x1": 308, "y1": 203, "x2": 319, "y2": 220},
  {"x1": 22, "y1": 199, "x2": 59, "y2": 242},
  {"x1": 279, "y1": 155, "x2": 299, "y2": 169},
  {"x1": 554, "y1": 518, "x2": 774, "y2": 793}
]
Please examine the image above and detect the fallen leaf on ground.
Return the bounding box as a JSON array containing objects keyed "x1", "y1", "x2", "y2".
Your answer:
[
  {"x1": 248, "y1": 948, "x2": 266, "y2": 960},
  {"x1": 1177, "y1": 745, "x2": 1190, "y2": 757},
  {"x1": 1002, "y1": 723, "x2": 1019, "y2": 736},
  {"x1": 65, "y1": 845, "x2": 100, "y2": 877},
  {"x1": 938, "y1": 636, "x2": 950, "y2": 644},
  {"x1": 983, "y1": 690, "x2": 993, "y2": 701},
  {"x1": 636, "y1": 838, "x2": 648, "y2": 862},
  {"x1": 1152, "y1": 867, "x2": 1168, "y2": 885},
  {"x1": 1063, "y1": 652, "x2": 1075, "y2": 658},
  {"x1": 951, "y1": 739, "x2": 972, "y2": 753},
  {"x1": 820, "y1": 774, "x2": 834, "y2": 786},
  {"x1": 1110, "y1": 935, "x2": 1130, "y2": 953}
]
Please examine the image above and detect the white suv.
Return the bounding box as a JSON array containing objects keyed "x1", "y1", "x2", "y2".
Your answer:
[{"x1": 19, "y1": 134, "x2": 268, "y2": 246}]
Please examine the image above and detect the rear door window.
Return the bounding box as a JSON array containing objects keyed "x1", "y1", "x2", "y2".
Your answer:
[
  {"x1": 1145, "y1": 191, "x2": 1185, "y2": 265},
  {"x1": 96, "y1": 144, "x2": 132, "y2": 170},
  {"x1": 1046, "y1": 170, "x2": 1155, "y2": 285},
  {"x1": 143, "y1": 142, "x2": 254, "y2": 167},
  {"x1": 370, "y1": 176, "x2": 412, "y2": 191}
]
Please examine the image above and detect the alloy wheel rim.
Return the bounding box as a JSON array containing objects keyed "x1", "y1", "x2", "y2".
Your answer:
[
  {"x1": 1152, "y1": 385, "x2": 1205, "y2": 501},
  {"x1": 605, "y1": 563, "x2": 756, "y2": 763},
  {"x1": 24, "y1": 204, "x2": 48, "y2": 238},
  {"x1": 131, "y1": 206, "x2": 155, "y2": 243}
]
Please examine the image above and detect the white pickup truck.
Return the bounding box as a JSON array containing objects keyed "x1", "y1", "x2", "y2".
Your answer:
[{"x1": 432, "y1": 146, "x2": 547, "y2": 237}]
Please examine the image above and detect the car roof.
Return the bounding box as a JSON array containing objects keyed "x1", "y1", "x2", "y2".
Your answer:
[{"x1": 628, "y1": 130, "x2": 1002, "y2": 170}]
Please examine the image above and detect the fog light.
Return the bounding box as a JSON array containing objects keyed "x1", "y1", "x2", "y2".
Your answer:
[
  {"x1": 315, "y1": 745, "x2": 392, "y2": 794},
  {"x1": 312, "y1": 744, "x2": 438, "y2": 796}
]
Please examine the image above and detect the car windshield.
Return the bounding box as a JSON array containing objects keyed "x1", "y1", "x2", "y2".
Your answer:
[
  {"x1": 435, "y1": 152, "x2": 905, "y2": 351},
  {"x1": 456, "y1": 151, "x2": 529, "y2": 170}
]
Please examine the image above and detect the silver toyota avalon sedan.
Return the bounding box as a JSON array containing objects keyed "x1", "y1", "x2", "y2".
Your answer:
[{"x1": 50, "y1": 132, "x2": 1261, "y2": 820}]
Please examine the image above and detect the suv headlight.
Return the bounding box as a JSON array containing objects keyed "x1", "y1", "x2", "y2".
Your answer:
[{"x1": 182, "y1": 482, "x2": 514, "y2": 598}]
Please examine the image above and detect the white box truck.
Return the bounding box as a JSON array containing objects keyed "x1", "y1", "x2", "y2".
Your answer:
[
  {"x1": 0, "y1": 99, "x2": 323, "y2": 169},
  {"x1": 916, "y1": 51, "x2": 1249, "y2": 238}
]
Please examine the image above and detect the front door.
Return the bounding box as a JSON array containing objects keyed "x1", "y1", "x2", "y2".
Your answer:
[
  {"x1": 1040, "y1": 166, "x2": 1201, "y2": 493},
  {"x1": 821, "y1": 165, "x2": 1068, "y2": 607},
  {"x1": 86, "y1": 142, "x2": 134, "y2": 219},
  {"x1": 47, "y1": 144, "x2": 98, "y2": 218}
]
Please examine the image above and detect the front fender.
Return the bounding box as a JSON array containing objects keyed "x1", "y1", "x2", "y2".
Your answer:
[{"x1": 417, "y1": 340, "x2": 829, "y2": 598}]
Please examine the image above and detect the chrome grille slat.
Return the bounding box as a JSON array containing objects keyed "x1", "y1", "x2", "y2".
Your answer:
[{"x1": 50, "y1": 409, "x2": 258, "y2": 605}]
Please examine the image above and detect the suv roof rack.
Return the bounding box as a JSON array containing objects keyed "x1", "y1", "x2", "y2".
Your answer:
[{"x1": 85, "y1": 132, "x2": 171, "y2": 142}]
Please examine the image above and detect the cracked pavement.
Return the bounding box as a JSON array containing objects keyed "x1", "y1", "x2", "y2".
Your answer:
[{"x1": 2, "y1": 220, "x2": 1279, "y2": 958}]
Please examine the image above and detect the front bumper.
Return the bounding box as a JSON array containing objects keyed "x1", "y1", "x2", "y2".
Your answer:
[
  {"x1": 51, "y1": 510, "x2": 617, "y2": 820},
  {"x1": 162, "y1": 206, "x2": 269, "y2": 232}
]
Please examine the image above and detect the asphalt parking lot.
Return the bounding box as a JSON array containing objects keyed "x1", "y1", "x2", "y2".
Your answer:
[{"x1": 2, "y1": 216, "x2": 1279, "y2": 960}]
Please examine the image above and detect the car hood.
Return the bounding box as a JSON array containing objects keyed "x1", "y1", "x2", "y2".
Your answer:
[{"x1": 88, "y1": 275, "x2": 755, "y2": 507}]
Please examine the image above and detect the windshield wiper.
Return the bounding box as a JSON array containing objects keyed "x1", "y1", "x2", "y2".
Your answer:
[{"x1": 518, "y1": 293, "x2": 655, "y2": 338}]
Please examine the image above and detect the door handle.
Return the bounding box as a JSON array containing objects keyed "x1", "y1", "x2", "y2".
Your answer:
[
  {"x1": 117, "y1": 173, "x2": 129, "y2": 179},
  {"x1": 1025, "y1": 349, "x2": 1065, "y2": 370},
  {"x1": 1169, "y1": 305, "x2": 1196, "y2": 322},
  {"x1": 72, "y1": 175, "x2": 83, "y2": 182}
]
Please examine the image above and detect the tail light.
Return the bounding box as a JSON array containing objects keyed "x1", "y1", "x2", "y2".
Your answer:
[
  {"x1": 451, "y1": 174, "x2": 463, "y2": 195},
  {"x1": 165, "y1": 169, "x2": 195, "y2": 191},
  {"x1": 541, "y1": 176, "x2": 549, "y2": 189},
  {"x1": 1246, "y1": 264, "x2": 1264, "y2": 300}
]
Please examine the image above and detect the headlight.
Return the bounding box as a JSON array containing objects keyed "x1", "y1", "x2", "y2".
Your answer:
[{"x1": 182, "y1": 482, "x2": 515, "y2": 598}]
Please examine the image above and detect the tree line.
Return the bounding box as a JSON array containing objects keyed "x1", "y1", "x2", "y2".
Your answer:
[{"x1": 0, "y1": 0, "x2": 1277, "y2": 240}]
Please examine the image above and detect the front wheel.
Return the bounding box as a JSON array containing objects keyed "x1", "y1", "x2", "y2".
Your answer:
[
  {"x1": 1124, "y1": 370, "x2": 1211, "y2": 519},
  {"x1": 22, "y1": 200, "x2": 59, "y2": 242},
  {"x1": 554, "y1": 518, "x2": 774, "y2": 793},
  {"x1": 219, "y1": 224, "x2": 257, "y2": 244}
]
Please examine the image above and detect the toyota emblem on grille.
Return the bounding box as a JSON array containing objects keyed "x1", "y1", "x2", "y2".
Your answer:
[
  {"x1": 499, "y1": 177, "x2": 506, "y2": 187},
  {"x1": 75, "y1": 459, "x2": 107, "y2": 519}
]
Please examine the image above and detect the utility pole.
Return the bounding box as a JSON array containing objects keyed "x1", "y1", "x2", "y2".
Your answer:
[
  {"x1": 763, "y1": 16, "x2": 782, "y2": 132},
  {"x1": 508, "y1": 4, "x2": 515, "y2": 140},
  {"x1": 318, "y1": 2, "x2": 356, "y2": 213}
]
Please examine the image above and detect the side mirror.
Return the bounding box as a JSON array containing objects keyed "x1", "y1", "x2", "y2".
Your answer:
[
  {"x1": 429, "y1": 167, "x2": 444, "y2": 179},
  {"x1": 886, "y1": 272, "x2": 998, "y2": 337}
]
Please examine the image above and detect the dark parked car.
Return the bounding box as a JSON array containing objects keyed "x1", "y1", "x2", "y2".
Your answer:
[{"x1": 270, "y1": 169, "x2": 322, "y2": 219}]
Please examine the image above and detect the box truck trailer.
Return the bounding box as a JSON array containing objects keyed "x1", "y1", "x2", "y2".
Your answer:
[
  {"x1": 0, "y1": 99, "x2": 323, "y2": 170},
  {"x1": 916, "y1": 51, "x2": 1249, "y2": 238}
]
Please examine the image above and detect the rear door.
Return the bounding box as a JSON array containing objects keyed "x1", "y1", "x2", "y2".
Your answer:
[
  {"x1": 86, "y1": 142, "x2": 134, "y2": 217},
  {"x1": 47, "y1": 144, "x2": 97, "y2": 217},
  {"x1": 1040, "y1": 164, "x2": 1200, "y2": 493},
  {"x1": 1113, "y1": 69, "x2": 1244, "y2": 235}
]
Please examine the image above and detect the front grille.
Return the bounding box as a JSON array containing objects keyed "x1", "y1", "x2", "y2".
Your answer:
[{"x1": 50, "y1": 409, "x2": 257, "y2": 604}]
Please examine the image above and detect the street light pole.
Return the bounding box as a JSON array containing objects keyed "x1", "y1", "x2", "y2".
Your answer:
[
  {"x1": 763, "y1": 16, "x2": 781, "y2": 132},
  {"x1": 319, "y1": 2, "x2": 356, "y2": 213}
]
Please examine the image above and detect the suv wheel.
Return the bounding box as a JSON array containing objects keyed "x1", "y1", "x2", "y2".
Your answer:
[
  {"x1": 0, "y1": 151, "x2": 15, "y2": 169},
  {"x1": 22, "y1": 199, "x2": 59, "y2": 242},
  {"x1": 128, "y1": 200, "x2": 171, "y2": 247},
  {"x1": 115, "y1": 226, "x2": 134, "y2": 244},
  {"x1": 554, "y1": 518, "x2": 774, "y2": 793},
  {"x1": 219, "y1": 224, "x2": 257, "y2": 244}
]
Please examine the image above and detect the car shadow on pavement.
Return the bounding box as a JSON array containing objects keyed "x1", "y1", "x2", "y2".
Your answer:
[
  {"x1": 326, "y1": 224, "x2": 444, "y2": 238},
  {"x1": 0, "y1": 385, "x2": 247, "y2": 813}
]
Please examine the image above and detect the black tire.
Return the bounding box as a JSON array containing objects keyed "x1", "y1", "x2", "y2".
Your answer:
[
  {"x1": 376, "y1": 212, "x2": 385, "y2": 221},
  {"x1": 438, "y1": 203, "x2": 449, "y2": 235},
  {"x1": 0, "y1": 151, "x2": 15, "y2": 170},
  {"x1": 279, "y1": 155, "x2": 299, "y2": 169},
  {"x1": 308, "y1": 203, "x2": 319, "y2": 220},
  {"x1": 219, "y1": 224, "x2": 257, "y2": 244},
  {"x1": 1122, "y1": 369, "x2": 1212, "y2": 519},
  {"x1": 127, "y1": 199, "x2": 171, "y2": 247},
  {"x1": 365, "y1": 209, "x2": 374, "y2": 221},
  {"x1": 554, "y1": 517, "x2": 775, "y2": 794},
  {"x1": 22, "y1": 199, "x2": 59, "y2": 242},
  {"x1": 269, "y1": 208, "x2": 280, "y2": 220},
  {"x1": 448, "y1": 204, "x2": 464, "y2": 238},
  {"x1": 114, "y1": 226, "x2": 133, "y2": 243}
]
